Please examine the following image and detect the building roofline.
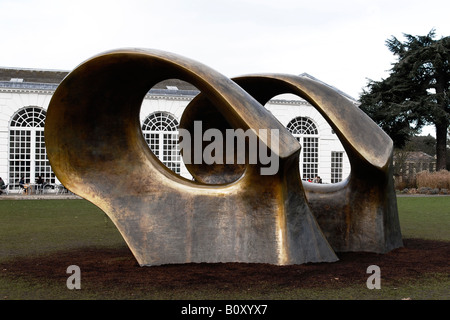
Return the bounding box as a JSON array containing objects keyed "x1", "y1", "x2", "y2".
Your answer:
[{"x1": 0, "y1": 66, "x2": 70, "y2": 73}]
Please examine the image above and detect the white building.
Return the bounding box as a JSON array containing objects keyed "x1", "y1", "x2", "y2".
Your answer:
[{"x1": 0, "y1": 67, "x2": 354, "y2": 192}]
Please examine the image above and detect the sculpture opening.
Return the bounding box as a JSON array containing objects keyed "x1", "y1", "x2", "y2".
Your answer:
[{"x1": 264, "y1": 93, "x2": 351, "y2": 185}]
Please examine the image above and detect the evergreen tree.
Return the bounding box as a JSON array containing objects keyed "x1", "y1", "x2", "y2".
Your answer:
[
  {"x1": 407, "y1": 135, "x2": 437, "y2": 156},
  {"x1": 360, "y1": 29, "x2": 449, "y2": 170}
]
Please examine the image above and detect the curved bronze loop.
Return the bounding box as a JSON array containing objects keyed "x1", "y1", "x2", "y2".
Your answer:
[
  {"x1": 45, "y1": 49, "x2": 338, "y2": 266},
  {"x1": 232, "y1": 74, "x2": 403, "y2": 253}
]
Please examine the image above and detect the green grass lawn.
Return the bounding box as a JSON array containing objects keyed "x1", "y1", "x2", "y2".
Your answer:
[
  {"x1": 0, "y1": 196, "x2": 449, "y2": 300},
  {"x1": 396, "y1": 196, "x2": 450, "y2": 241},
  {"x1": 0, "y1": 200, "x2": 126, "y2": 260}
]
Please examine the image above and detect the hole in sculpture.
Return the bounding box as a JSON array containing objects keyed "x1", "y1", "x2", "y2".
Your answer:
[
  {"x1": 140, "y1": 79, "x2": 199, "y2": 181},
  {"x1": 178, "y1": 91, "x2": 247, "y2": 185},
  {"x1": 140, "y1": 79, "x2": 247, "y2": 184},
  {"x1": 265, "y1": 94, "x2": 350, "y2": 184}
]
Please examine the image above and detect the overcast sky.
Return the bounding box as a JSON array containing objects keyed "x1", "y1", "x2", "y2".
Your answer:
[{"x1": 1, "y1": 0, "x2": 448, "y2": 133}]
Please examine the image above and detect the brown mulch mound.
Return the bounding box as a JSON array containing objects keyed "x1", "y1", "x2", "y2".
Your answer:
[{"x1": 1, "y1": 238, "x2": 449, "y2": 293}]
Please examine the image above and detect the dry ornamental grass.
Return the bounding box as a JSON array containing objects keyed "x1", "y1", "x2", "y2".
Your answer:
[{"x1": 416, "y1": 170, "x2": 450, "y2": 190}]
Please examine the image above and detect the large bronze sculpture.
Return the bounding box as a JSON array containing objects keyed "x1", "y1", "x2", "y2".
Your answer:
[{"x1": 45, "y1": 49, "x2": 402, "y2": 266}]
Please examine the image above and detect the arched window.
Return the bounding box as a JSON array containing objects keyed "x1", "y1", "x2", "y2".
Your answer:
[
  {"x1": 286, "y1": 117, "x2": 319, "y2": 181},
  {"x1": 142, "y1": 112, "x2": 181, "y2": 174},
  {"x1": 10, "y1": 107, "x2": 46, "y2": 127},
  {"x1": 142, "y1": 111, "x2": 179, "y2": 131},
  {"x1": 9, "y1": 107, "x2": 55, "y2": 189},
  {"x1": 286, "y1": 117, "x2": 318, "y2": 135}
]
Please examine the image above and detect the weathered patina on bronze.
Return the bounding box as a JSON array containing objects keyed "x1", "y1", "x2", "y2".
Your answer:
[{"x1": 45, "y1": 49, "x2": 402, "y2": 266}]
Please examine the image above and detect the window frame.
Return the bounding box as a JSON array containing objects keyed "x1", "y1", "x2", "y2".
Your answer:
[
  {"x1": 286, "y1": 117, "x2": 319, "y2": 181},
  {"x1": 8, "y1": 106, "x2": 55, "y2": 189},
  {"x1": 141, "y1": 112, "x2": 181, "y2": 175}
]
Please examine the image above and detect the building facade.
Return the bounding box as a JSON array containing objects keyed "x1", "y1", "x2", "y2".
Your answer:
[
  {"x1": 393, "y1": 151, "x2": 437, "y2": 184},
  {"x1": 0, "y1": 67, "x2": 354, "y2": 192}
]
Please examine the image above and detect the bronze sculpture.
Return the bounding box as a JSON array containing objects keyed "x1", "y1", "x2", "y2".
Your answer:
[{"x1": 45, "y1": 49, "x2": 402, "y2": 266}]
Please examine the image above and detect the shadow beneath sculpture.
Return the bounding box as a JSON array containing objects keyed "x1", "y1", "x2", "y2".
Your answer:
[{"x1": 45, "y1": 49, "x2": 402, "y2": 266}]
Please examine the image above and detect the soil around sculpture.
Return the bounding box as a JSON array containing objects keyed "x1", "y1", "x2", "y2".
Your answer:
[{"x1": 1, "y1": 238, "x2": 448, "y2": 295}]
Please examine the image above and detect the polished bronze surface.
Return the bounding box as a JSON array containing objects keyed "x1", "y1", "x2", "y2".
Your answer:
[{"x1": 45, "y1": 49, "x2": 401, "y2": 266}]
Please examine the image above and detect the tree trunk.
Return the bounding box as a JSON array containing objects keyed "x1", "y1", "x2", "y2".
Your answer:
[
  {"x1": 435, "y1": 121, "x2": 448, "y2": 170},
  {"x1": 434, "y1": 74, "x2": 448, "y2": 171}
]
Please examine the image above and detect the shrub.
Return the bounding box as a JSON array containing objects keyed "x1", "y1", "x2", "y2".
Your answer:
[
  {"x1": 394, "y1": 176, "x2": 417, "y2": 190},
  {"x1": 416, "y1": 170, "x2": 450, "y2": 190}
]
